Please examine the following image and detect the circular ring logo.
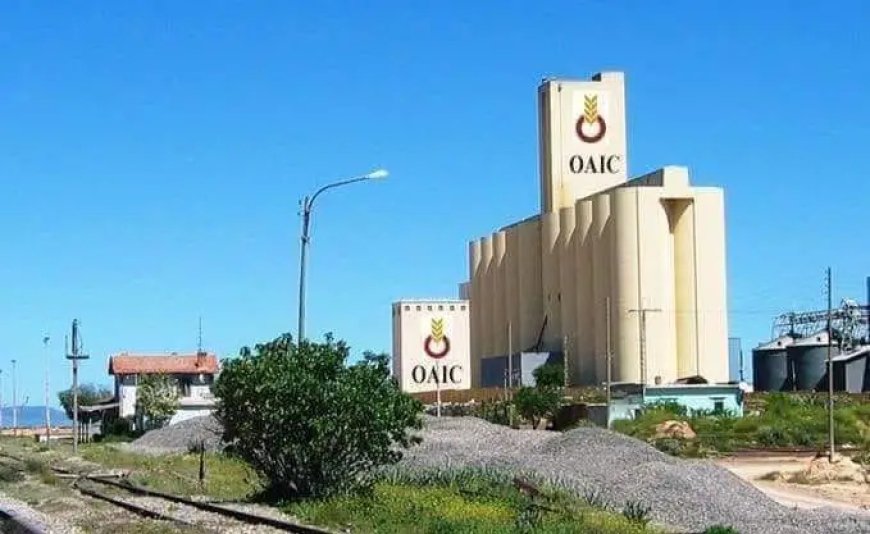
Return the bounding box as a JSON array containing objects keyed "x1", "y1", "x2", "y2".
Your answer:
[
  {"x1": 576, "y1": 94, "x2": 606, "y2": 143},
  {"x1": 576, "y1": 115, "x2": 606, "y2": 143},
  {"x1": 424, "y1": 335, "x2": 450, "y2": 359}
]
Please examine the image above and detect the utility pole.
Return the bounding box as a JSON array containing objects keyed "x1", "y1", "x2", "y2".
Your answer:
[
  {"x1": 435, "y1": 363, "x2": 442, "y2": 418},
  {"x1": 66, "y1": 319, "x2": 90, "y2": 454},
  {"x1": 628, "y1": 306, "x2": 661, "y2": 384},
  {"x1": 11, "y1": 359, "x2": 17, "y2": 437},
  {"x1": 0, "y1": 369, "x2": 4, "y2": 430},
  {"x1": 605, "y1": 298, "x2": 613, "y2": 429},
  {"x1": 826, "y1": 267, "x2": 835, "y2": 462},
  {"x1": 43, "y1": 335, "x2": 52, "y2": 447},
  {"x1": 507, "y1": 322, "x2": 514, "y2": 427}
]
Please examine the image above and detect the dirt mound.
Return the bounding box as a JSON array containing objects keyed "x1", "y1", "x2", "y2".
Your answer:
[
  {"x1": 653, "y1": 420, "x2": 697, "y2": 440},
  {"x1": 803, "y1": 455, "x2": 869, "y2": 484}
]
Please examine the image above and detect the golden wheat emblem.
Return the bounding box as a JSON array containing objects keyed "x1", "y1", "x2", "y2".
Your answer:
[
  {"x1": 424, "y1": 317, "x2": 450, "y2": 359},
  {"x1": 576, "y1": 94, "x2": 606, "y2": 143}
]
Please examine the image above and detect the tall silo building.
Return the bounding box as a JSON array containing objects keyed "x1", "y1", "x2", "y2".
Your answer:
[{"x1": 467, "y1": 72, "x2": 729, "y2": 386}]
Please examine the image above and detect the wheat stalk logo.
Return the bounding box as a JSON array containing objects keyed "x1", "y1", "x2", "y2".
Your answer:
[
  {"x1": 583, "y1": 95, "x2": 599, "y2": 124},
  {"x1": 424, "y1": 317, "x2": 450, "y2": 359},
  {"x1": 576, "y1": 94, "x2": 606, "y2": 143}
]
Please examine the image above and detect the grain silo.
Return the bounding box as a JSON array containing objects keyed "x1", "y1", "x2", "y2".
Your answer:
[
  {"x1": 788, "y1": 331, "x2": 838, "y2": 391},
  {"x1": 751, "y1": 335, "x2": 794, "y2": 391}
]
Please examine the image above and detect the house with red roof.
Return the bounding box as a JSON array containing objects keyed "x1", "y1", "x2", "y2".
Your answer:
[{"x1": 108, "y1": 351, "x2": 220, "y2": 425}]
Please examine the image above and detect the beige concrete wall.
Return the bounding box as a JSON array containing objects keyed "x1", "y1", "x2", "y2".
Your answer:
[
  {"x1": 492, "y1": 231, "x2": 508, "y2": 356},
  {"x1": 591, "y1": 192, "x2": 613, "y2": 384},
  {"x1": 541, "y1": 211, "x2": 562, "y2": 351},
  {"x1": 574, "y1": 198, "x2": 596, "y2": 384},
  {"x1": 539, "y1": 73, "x2": 628, "y2": 213},
  {"x1": 692, "y1": 189, "x2": 729, "y2": 383},
  {"x1": 468, "y1": 240, "x2": 482, "y2": 370},
  {"x1": 479, "y1": 236, "x2": 494, "y2": 360},
  {"x1": 517, "y1": 218, "x2": 543, "y2": 351},
  {"x1": 505, "y1": 226, "x2": 522, "y2": 356},
  {"x1": 558, "y1": 205, "x2": 577, "y2": 383},
  {"x1": 612, "y1": 188, "x2": 642, "y2": 383}
]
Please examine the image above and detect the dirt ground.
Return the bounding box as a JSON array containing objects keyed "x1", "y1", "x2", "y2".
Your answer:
[{"x1": 715, "y1": 454, "x2": 870, "y2": 514}]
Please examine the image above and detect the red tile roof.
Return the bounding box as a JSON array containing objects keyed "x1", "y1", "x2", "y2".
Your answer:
[{"x1": 108, "y1": 352, "x2": 219, "y2": 375}]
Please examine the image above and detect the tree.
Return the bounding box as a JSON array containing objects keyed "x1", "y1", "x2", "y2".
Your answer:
[
  {"x1": 513, "y1": 386, "x2": 561, "y2": 429},
  {"x1": 214, "y1": 334, "x2": 422, "y2": 499},
  {"x1": 136, "y1": 374, "x2": 179, "y2": 429},
  {"x1": 533, "y1": 362, "x2": 565, "y2": 389},
  {"x1": 57, "y1": 384, "x2": 112, "y2": 424}
]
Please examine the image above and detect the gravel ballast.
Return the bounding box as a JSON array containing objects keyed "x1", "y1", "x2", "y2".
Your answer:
[
  {"x1": 397, "y1": 416, "x2": 870, "y2": 534},
  {"x1": 127, "y1": 415, "x2": 223, "y2": 454}
]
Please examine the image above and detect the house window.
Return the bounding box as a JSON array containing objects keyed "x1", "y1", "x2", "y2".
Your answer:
[
  {"x1": 438, "y1": 305, "x2": 443, "y2": 311},
  {"x1": 460, "y1": 305, "x2": 466, "y2": 311},
  {"x1": 427, "y1": 305, "x2": 432, "y2": 311},
  {"x1": 416, "y1": 305, "x2": 421, "y2": 311},
  {"x1": 713, "y1": 399, "x2": 725, "y2": 413},
  {"x1": 449, "y1": 305, "x2": 455, "y2": 311},
  {"x1": 404, "y1": 305, "x2": 410, "y2": 311}
]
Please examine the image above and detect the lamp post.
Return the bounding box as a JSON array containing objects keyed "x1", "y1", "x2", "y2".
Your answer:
[
  {"x1": 43, "y1": 334, "x2": 51, "y2": 446},
  {"x1": 297, "y1": 168, "x2": 388, "y2": 342}
]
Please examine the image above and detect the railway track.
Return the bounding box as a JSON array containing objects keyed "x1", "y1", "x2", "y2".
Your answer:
[
  {"x1": 72, "y1": 474, "x2": 332, "y2": 533},
  {"x1": 0, "y1": 451, "x2": 331, "y2": 533}
]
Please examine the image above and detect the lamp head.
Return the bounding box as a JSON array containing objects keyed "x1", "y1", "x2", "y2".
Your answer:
[{"x1": 365, "y1": 169, "x2": 389, "y2": 180}]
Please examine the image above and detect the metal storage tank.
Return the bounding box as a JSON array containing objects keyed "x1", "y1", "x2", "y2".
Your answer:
[
  {"x1": 752, "y1": 335, "x2": 794, "y2": 391},
  {"x1": 788, "y1": 331, "x2": 838, "y2": 391}
]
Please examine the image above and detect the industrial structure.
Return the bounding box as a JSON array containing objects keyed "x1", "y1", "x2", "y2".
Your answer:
[
  {"x1": 752, "y1": 278, "x2": 870, "y2": 393},
  {"x1": 467, "y1": 72, "x2": 729, "y2": 387}
]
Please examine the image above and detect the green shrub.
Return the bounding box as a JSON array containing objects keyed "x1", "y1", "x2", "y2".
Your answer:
[
  {"x1": 214, "y1": 334, "x2": 423, "y2": 499},
  {"x1": 704, "y1": 526, "x2": 739, "y2": 534},
  {"x1": 514, "y1": 386, "x2": 561, "y2": 429},
  {"x1": 621, "y1": 500, "x2": 651, "y2": 525},
  {"x1": 532, "y1": 363, "x2": 564, "y2": 389},
  {"x1": 0, "y1": 464, "x2": 23, "y2": 483}
]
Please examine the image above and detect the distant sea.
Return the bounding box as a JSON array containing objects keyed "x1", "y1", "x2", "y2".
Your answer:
[{"x1": 0, "y1": 406, "x2": 72, "y2": 428}]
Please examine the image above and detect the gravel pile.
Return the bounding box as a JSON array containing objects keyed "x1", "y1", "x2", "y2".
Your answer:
[
  {"x1": 398, "y1": 416, "x2": 870, "y2": 534},
  {"x1": 127, "y1": 415, "x2": 223, "y2": 454}
]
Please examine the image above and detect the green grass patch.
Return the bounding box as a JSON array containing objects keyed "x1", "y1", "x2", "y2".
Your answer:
[
  {"x1": 613, "y1": 393, "x2": 870, "y2": 458},
  {"x1": 285, "y1": 469, "x2": 658, "y2": 533},
  {"x1": 78, "y1": 444, "x2": 263, "y2": 500}
]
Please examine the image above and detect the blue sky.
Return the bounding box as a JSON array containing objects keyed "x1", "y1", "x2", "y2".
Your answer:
[{"x1": 1, "y1": 2, "x2": 868, "y2": 406}]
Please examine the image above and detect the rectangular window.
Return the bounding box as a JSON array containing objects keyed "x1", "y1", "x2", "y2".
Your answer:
[
  {"x1": 449, "y1": 305, "x2": 455, "y2": 311},
  {"x1": 713, "y1": 399, "x2": 725, "y2": 413}
]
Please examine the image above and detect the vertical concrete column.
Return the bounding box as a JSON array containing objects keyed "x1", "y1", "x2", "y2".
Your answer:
[
  {"x1": 468, "y1": 239, "x2": 482, "y2": 384},
  {"x1": 540, "y1": 212, "x2": 562, "y2": 351},
  {"x1": 505, "y1": 227, "x2": 521, "y2": 358},
  {"x1": 492, "y1": 231, "x2": 508, "y2": 357},
  {"x1": 558, "y1": 206, "x2": 577, "y2": 380},
  {"x1": 669, "y1": 198, "x2": 698, "y2": 379},
  {"x1": 592, "y1": 193, "x2": 612, "y2": 384},
  {"x1": 574, "y1": 199, "x2": 596, "y2": 384},
  {"x1": 612, "y1": 188, "x2": 642, "y2": 383},
  {"x1": 692, "y1": 190, "x2": 729, "y2": 383},
  {"x1": 479, "y1": 236, "x2": 494, "y2": 358},
  {"x1": 518, "y1": 218, "x2": 543, "y2": 351}
]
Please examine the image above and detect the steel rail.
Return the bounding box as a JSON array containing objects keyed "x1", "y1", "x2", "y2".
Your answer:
[{"x1": 84, "y1": 475, "x2": 332, "y2": 533}]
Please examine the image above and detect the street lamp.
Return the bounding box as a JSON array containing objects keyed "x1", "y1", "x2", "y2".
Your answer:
[{"x1": 297, "y1": 168, "x2": 389, "y2": 342}]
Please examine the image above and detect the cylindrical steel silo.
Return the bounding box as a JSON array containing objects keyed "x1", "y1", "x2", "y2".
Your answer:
[
  {"x1": 751, "y1": 335, "x2": 794, "y2": 392},
  {"x1": 788, "y1": 331, "x2": 838, "y2": 391}
]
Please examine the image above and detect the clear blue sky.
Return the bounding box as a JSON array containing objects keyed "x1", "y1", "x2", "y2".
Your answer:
[{"x1": 2, "y1": 2, "x2": 868, "y2": 406}]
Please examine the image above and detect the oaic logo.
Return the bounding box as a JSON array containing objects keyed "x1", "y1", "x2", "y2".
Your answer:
[
  {"x1": 411, "y1": 318, "x2": 464, "y2": 386},
  {"x1": 568, "y1": 93, "x2": 622, "y2": 175}
]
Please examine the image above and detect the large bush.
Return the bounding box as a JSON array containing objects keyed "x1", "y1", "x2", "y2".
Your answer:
[
  {"x1": 214, "y1": 334, "x2": 423, "y2": 499},
  {"x1": 57, "y1": 383, "x2": 112, "y2": 424}
]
